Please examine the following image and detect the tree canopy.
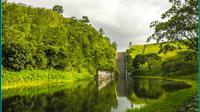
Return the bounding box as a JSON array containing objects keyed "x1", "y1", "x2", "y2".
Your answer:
[
  {"x1": 132, "y1": 53, "x2": 161, "y2": 71},
  {"x1": 53, "y1": 5, "x2": 64, "y2": 14},
  {"x1": 2, "y1": 2, "x2": 117, "y2": 74},
  {"x1": 147, "y1": 0, "x2": 198, "y2": 52}
]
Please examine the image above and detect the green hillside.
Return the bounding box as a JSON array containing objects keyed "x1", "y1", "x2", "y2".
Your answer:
[
  {"x1": 127, "y1": 43, "x2": 182, "y2": 64},
  {"x1": 2, "y1": 2, "x2": 117, "y2": 88},
  {"x1": 126, "y1": 43, "x2": 197, "y2": 77}
]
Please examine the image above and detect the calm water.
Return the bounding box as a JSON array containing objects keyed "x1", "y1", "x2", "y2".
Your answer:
[{"x1": 3, "y1": 77, "x2": 191, "y2": 112}]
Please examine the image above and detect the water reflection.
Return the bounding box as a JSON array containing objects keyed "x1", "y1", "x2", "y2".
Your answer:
[
  {"x1": 162, "y1": 80, "x2": 192, "y2": 92},
  {"x1": 3, "y1": 81, "x2": 118, "y2": 112},
  {"x1": 132, "y1": 78, "x2": 164, "y2": 99},
  {"x1": 3, "y1": 77, "x2": 192, "y2": 112},
  {"x1": 111, "y1": 97, "x2": 132, "y2": 112},
  {"x1": 126, "y1": 77, "x2": 192, "y2": 106}
]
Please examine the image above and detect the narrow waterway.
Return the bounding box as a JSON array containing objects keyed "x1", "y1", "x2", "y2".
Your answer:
[
  {"x1": 2, "y1": 52, "x2": 192, "y2": 112},
  {"x1": 3, "y1": 77, "x2": 192, "y2": 112},
  {"x1": 111, "y1": 52, "x2": 132, "y2": 112}
]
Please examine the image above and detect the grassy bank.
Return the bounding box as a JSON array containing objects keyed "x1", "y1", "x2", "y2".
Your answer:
[
  {"x1": 132, "y1": 74, "x2": 198, "y2": 82},
  {"x1": 127, "y1": 76, "x2": 198, "y2": 112},
  {"x1": 3, "y1": 69, "x2": 93, "y2": 89},
  {"x1": 126, "y1": 43, "x2": 197, "y2": 77}
]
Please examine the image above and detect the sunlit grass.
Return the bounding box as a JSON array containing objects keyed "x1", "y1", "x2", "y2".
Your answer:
[{"x1": 2, "y1": 69, "x2": 93, "y2": 89}]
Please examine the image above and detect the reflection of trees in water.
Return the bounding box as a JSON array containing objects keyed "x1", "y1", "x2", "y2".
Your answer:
[
  {"x1": 161, "y1": 81, "x2": 191, "y2": 92},
  {"x1": 132, "y1": 78, "x2": 164, "y2": 99},
  {"x1": 127, "y1": 77, "x2": 192, "y2": 104},
  {"x1": 3, "y1": 95, "x2": 48, "y2": 112},
  {"x1": 3, "y1": 82, "x2": 118, "y2": 112}
]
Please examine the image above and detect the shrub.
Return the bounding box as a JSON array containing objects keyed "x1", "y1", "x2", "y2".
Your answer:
[
  {"x1": 161, "y1": 60, "x2": 197, "y2": 76},
  {"x1": 3, "y1": 41, "x2": 34, "y2": 71}
]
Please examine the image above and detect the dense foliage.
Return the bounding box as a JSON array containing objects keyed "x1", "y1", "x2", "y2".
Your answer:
[
  {"x1": 52, "y1": 5, "x2": 63, "y2": 14},
  {"x1": 147, "y1": 0, "x2": 198, "y2": 53},
  {"x1": 2, "y1": 2, "x2": 116, "y2": 76},
  {"x1": 132, "y1": 53, "x2": 161, "y2": 71},
  {"x1": 161, "y1": 50, "x2": 197, "y2": 76}
]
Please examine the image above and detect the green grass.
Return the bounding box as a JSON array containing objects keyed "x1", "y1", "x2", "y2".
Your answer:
[
  {"x1": 3, "y1": 69, "x2": 93, "y2": 89},
  {"x1": 127, "y1": 76, "x2": 198, "y2": 112},
  {"x1": 132, "y1": 75, "x2": 198, "y2": 81},
  {"x1": 127, "y1": 43, "x2": 181, "y2": 60},
  {"x1": 126, "y1": 43, "x2": 194, "y2": 75}
]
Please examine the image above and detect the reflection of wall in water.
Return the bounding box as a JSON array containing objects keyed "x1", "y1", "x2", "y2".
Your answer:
[{"x1": 97, "y1": 71, "x2": 114, "y2": 90}]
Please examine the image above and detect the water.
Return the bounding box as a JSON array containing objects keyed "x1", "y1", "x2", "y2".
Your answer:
[{"x1": 3, "y1": 77, "x2": 191, "y2": 112}]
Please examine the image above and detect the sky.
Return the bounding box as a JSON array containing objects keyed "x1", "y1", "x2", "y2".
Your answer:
[{"x1": 10, "y1": 0, "x2": 171, "y2": 51}]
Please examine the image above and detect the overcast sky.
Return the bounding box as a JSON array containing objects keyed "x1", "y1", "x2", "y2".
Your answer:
[{"x1": 10, "y1": 0, "x2": 171, "y2": 51}]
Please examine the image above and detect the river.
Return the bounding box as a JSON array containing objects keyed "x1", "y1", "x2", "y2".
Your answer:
[{"x1": 3, "y1": 77, "x2": 191, "y2": 112}]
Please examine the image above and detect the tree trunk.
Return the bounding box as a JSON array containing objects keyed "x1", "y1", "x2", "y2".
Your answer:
[{"x1": 148, "y1": 65, "x2": 151, "y2": 71}]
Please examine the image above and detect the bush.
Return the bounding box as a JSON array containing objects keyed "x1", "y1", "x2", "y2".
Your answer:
[
  {"x1": 33, "y1": 52, "x2": 48, "y2": 69},
  {"x1": 161, "y1": 60, "x2": 197, "y2": 76},
  {"x1": 3, "y1": 41, "x2": 34, "y2": 71}
]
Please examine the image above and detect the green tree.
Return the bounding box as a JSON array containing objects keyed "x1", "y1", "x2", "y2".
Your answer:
[
  {"x1": 132, "y1": 53, "x2": 161, "y2": 71},
  {"x1": 53, "y1": 5, "x2": 63, "y2": 14},
  {"x1": 129, "y1": 42, "x2": 132, "y2": 48},
  {"x1": 144, "y1": 53, "x2": 161, "y2": 71},
  {"x1": 132, "y1": 54, "x2": 146, "y2": 71},
  {"x1": 112, "y1": 41, "x2": 117, "y2": 50},
  {"x1": 99, "y1": 28, "x2": 104, "y2": 35},
  {"x1": 81, "y1": 16, "x2": 90, "y2": 23},
  {"x1": 147, "y1": 0, "x2": 198, "y2": 52}
]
